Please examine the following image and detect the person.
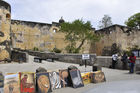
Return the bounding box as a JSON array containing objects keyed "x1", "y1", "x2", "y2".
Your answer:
[
  {"x1": 112, "y1": 53, "x2": 118, "y2": 69},
  {"x1": 121, "y1": 52, "x2": 128, "y2": 70},
  {"x1": 129, "y1": 53, "x2": 136, "y2": 73},
  {"x1": 21, "y1": 74, "x2": 34, "y2": 93}
]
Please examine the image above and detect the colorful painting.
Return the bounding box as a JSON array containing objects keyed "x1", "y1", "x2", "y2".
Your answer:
[
  {"x1": 4, "y1": 73, "x2": 20, "y2": 93},
  {"x1": 19, "y1": 72, "x2": 35, "y2": 93},
  {"x1": 69, "y1": 70, "x2": 84, "y2": 88},
  {"x1": 49, "y1": 71, "x2": 61, "y2": 90},
  {"x1": 81, "y1": 72, "x2": 91, "y2": 84},
  {"x1": 59, "y1": 69, "x2": 69, "y2": 87},
  {"x1": 36, "y1": 73, "x2": 52, "y2": 93},
  {"x1": 90, "y1": 71, "x2": 106, "y2": 83}
]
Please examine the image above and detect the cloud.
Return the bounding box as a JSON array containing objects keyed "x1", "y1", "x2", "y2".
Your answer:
[{"x1": 5, "y1": 0, "x2": 140, "y2": 29}]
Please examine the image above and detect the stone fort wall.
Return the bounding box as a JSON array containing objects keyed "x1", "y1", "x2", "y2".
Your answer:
[{"x1": 0, "y1": 0, "x2": 11, "y2": 60}]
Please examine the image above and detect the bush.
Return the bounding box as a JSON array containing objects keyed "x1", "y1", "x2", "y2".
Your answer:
[
  {"x1": 33, "y1": 47, "x2": 39, "y2": 51},
  {"x1": 53, "y1": 48, "x2": 61, "y2": 53}
]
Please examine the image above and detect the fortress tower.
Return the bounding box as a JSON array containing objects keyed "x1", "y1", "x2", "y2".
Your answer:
[{"x1": 0, "y1": 0, "x2": 11, "y2": 61}]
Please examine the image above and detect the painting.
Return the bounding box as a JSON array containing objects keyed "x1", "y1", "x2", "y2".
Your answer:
[
  {"x1": 69, "y1": 70, "x2": 84, "y2": 88},
  {"x1": 36, "y1": 72, "x2": 52, "y2": 93},
  {"x1": 4, "y1": 73, "x2": 20, "y2": 93},
  {"x1": 19, "y1": 72, "x2": 35, "y2": 93},
  {"x1": 81, "y1": 72, "x2": 91, "y2": 84},
  {"x1": 49, "y1": 71, "x2": 61, "y2": 90},
  {"x1": 59, "y1": 69, "x2": 69, "y2": 87},
  {"x1": 90, "y1": 71, "x2": 106, "y2": 83}
]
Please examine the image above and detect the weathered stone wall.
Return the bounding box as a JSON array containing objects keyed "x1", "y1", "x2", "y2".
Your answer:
[
  {"x1": 11, "y1": 20, "x2": 91, "y2": 53},
  {"x1": 11, "y1": 20, "x2": 62, "y2": 51},
  {"x1": 0, "y1": 1, "x2": 11, "y2": 60},
  {"x1": 92, "y1": 25, "x2": 140, "y2": 56}
]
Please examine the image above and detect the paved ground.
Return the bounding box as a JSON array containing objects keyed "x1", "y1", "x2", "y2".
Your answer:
[{"x1": 0, "y1": 55, "x2": 140, "y2": 93}]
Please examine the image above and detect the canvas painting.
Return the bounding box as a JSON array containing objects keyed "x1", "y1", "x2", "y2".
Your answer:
[
  {"x1": 90, "y1": 71, "x2": 106, "y2": 83},
  {"x1": 49, "y1": 71, "x2": 61, "y2": 90},
  {"x1": 36, "y1": 72, "x2": 52, "y2": 93},
  {"x1": 69, "y1": 70, "x2": 84, "y2": 88},
  {"x1": 59, "y1": 69, "x2": 69, "y2": 87},
  {"x1": 19, "y1": 72, "x2": 35, "y2": 93},
  {"x1": 4, "y1": 73, "x2": 20, "y2": 93},
  {"x1": 81, "y1": 72, "x2": 91, "y2": 84}
]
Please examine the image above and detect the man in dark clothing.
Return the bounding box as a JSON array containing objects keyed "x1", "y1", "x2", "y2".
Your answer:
[{"x1": 121, "y1": 53, "x2": 128, "y2": 70}]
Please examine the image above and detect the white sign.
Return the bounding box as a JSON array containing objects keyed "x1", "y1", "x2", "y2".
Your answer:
[{"x1": 82, "y1": 54, "x2": 90, "y2": 60}]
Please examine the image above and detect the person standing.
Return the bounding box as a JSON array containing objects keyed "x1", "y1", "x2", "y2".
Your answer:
[
  {"x1": 112, "y1": 53, "x2": 118, "y2": 69},
  {"x1": 121, "y1": 53, "x2": 128, "y2": 70},
  {"x1": 129, "y1": 53, "x2": 136, "y2": 73}
]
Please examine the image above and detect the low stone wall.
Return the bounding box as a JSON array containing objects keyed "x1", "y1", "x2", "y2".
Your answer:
[
  {"x1": 11, "y1": 50, "x2": 28, "y2": 62},
  {"x1": 96, "y1": 56, "x2": 140, "y2": 71},
  {"x1": 55, "y1": 54, "x2": 96, "y2": 65},
  {"x1": 12, "y1": 49, "x2": 97, "y2": 65}
]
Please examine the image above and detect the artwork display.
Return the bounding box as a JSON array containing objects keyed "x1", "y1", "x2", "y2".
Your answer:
[
  {"x1": 19, "y1": 72, "x2": 35, "y2": 93},
  {"x1": 49, "y1": 71, "x2": 61, "y2": 90},
  {"x1": 81, "y1": 72, "x2": 91, "y2": 84},
  {"x1": 36, "y1": 73, "x2": 52, "y2": 93},
  {"x1": 69, "y1": 70, "x2": 84, "y2": 88},
  {"x1": 4, "y1": 73, "x2": 20, "y2": 93},
  {"x1": 90, "y1": 71, "x2": 106, "y2": 83},
  {"x1": 59, "y1": 69, "x2": 69, "y2": 87}
]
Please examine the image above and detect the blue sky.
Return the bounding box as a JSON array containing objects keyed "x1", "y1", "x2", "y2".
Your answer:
[{"x1": 5, "y1": 0, "x2": 140, "y2": 29}]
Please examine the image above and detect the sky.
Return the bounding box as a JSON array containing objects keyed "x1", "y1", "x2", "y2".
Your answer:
[{"x1": 4, "y1": 0, "x2": 140, "y2": 29}]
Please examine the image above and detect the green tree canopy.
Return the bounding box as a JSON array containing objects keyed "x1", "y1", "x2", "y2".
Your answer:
[
  {"x1": 60, "y1": 19, "x2": 100, "y2": 53},
  {"x1": 125, "y1": 13, "x2": 140, "y2": 29}
]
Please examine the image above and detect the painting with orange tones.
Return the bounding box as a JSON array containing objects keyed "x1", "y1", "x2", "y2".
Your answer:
[
  {"x1": 19, "y1": 72, "x2": 35, "y2": 93},
  {"x1": 4, "y1": 73, "x2": 20, "y2": 93},
  {"x1": 36, "y1": 73, "x2": 52, "y2": 93},
  {"x1": 59, "y1": 69, "x2": 69, "y2": 87}
]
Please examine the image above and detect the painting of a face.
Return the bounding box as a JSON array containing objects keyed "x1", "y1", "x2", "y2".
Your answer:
[
  {"x1": 37, "y1": 75, "x2": 50, "y2": 93},
  {"x1": 36, "y1": 73, "x2": 52, "y2": 93}
]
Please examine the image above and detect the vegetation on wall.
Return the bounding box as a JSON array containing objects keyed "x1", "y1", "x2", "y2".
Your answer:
[
  {"x1": 125, "y1": 13, "x2": 140, "y2": 29},
  {"x1": 60, "y1": 19, "x2": 100, "y2": 53},
  {"x1": 125, "y1": 45, "x2": 140, "y2": 56},
  {"x1": 52, "y1": 48, "x2": 61, "y2": 53},
  {"x1": 33, "y1": 47, "x2": 39, "y2": 51}
]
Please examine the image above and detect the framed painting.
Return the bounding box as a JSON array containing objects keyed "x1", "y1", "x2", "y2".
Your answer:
[
  {"x1": 49, "y1": 71, "x2": 61, "y2": 90},
  {"x1": 81, "y1": 72, "x2": 91, "y2": 84},
  {"x1": 90, "y1": 71, "x2": 106, "y2": 83},
  {"x1": 4, "y1": 73, "x2": 20, "y2": 93},
  {"x1": 59, "y1": 69, "x2": 69, "y2": 87},
  {"x1": 69, "y1": 69, "x2": 84, "y2": 88},
  {"x1": 36, "y1": 72, "x2": 52, "y2": 93},
  {"x1": 19, "y1": 72, "x2": 35, "y2": 93}
]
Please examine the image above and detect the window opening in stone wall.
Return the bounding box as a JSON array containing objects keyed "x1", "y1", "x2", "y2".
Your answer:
[
  {"x1": 6, "y1": 13, "x2": 11, "y2": 20},
  {"x1": 53, "y1": 28, "x2": 57, "y2": 33}
]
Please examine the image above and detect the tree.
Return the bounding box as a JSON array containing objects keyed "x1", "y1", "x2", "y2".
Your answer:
[
  {"x1": 98, "y1": 15, "x2": 113, "y2": 29},
  {"x1": 60, "y1": 19, "x2": 100, "y2": 53},
  {"x1": 125, "y1": 13, "x2": 140, "y2": 29}
]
